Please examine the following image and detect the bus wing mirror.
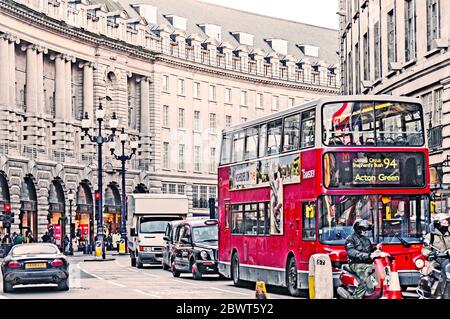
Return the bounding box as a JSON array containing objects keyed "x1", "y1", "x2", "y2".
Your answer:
[
  {"x1": 163, "y1": 235, "x2": 170, "y2": 241},
  {"x1": 181, "y1": 237, "x2": 191, "y2": 245}
]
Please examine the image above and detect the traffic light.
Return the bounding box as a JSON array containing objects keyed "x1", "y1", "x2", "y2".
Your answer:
[
  {"x1": 94, "y1": 190, "x2": 100, "y2": 220},
  {"x1": 3, "y1": 211, "x2": 14, "y2": 228}
]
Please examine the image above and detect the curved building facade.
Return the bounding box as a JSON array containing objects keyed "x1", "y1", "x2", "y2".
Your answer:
[{"x1": 0, "y1": 0, "x2": 339, "y2": 240}]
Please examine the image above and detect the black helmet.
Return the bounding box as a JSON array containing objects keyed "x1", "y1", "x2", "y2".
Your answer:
[{"x1": 353, "y1": 219, "x2": 373, "y2": 235}]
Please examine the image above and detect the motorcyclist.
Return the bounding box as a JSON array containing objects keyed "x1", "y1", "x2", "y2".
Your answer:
[
  {"x1": 344, "y1": 219, "x2": 387, "y2": 299},
  {"x1": 421, "y1": 213, "x2": 450, "y2": 298}
]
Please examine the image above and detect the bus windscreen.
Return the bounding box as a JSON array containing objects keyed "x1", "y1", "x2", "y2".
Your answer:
[{"x1": 322, "y1": 101, "x2": 424, "y2": 147}]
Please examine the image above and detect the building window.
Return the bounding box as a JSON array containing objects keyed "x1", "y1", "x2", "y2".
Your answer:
[
  {"x1": 387, "y1": 9, "x2": 397, "y2": 71},
  {"x1": 240, "y1": 90, "x2": 248, "y2": 106},
  {"x1": 169, "y1": 184, "x2": 176, "y2": 194},
  {"x1": 363, "y1": 33, "x2": 370, "y2": 81},
  {"x1": 162, "y1": 184, "x2": 168, "y2": 194},
  {"x1": 272, "y1": 96, "x2": 279, "y2": 111},
  {"x1": 162, "y1": 75, "x2": 169, "y2": 92},
  {"x1": 194, "y1": 111, "x2": 200, "y2": 131},
  {"x1": 405, "y1": 0, "x2": 416, "y2": 62},
  {"x1": 226, "y1": 115, "x2": 232, "y2": 128},
  {"x1": 434, "y1": 89, "x2": 443, "y2": 125},
  {"x1": 209, "y1": 85, "x2": 216, "y2": 101},
  {"x1": 225, "y1": 88, "x2": 232, "y2": 104},
  {"x1": 163, "y1": 142, "x2": 169, "y2": 169},
  {"x1": 178, "y1": 144, "x2": 185, "y2": 170},
  {"x1": 355, "y1": 44, "x2": 360, "y2": 94},
  {"x1": 177, "y1": 184, "x2": 185, "y2": 195},
  {"x1": 374, "y1": 21, "x2": 381, "y2": 79},
  {"x1": 348, "y1": 50, "x2": 353, "y2": 95},
  {"x1": 163, "y1": 105, "x2": 169, "y2": 127},
  {"x1": 427, "y1": 0, "x2": 440, "y2": 51},
  {"x1": 422, "y1": 92, "x2": 433, "y2": 126},
  {"x1": 178, "y1": 108, "x2": 185, "y2": 128},
  {"x1": 178, "y1": 78, "x2": 185, "y2": 96},
  {"x1": 193, "y1": 82, "x2": 201, "y2": 99},
  {"x1": 209, "y1": 113, "x2": 216, "y2": 133},
  {"x1": 241, "y1": 117, "x2": 247, "y2": 123},
  {"x1": 288, "y1": 98, "x2": 295, "y2": 108},
  {"x1": 209, "y1": 147, "x2": 216, "y2": 173},
  {"x1": 257, "y1": 93, "x2": 263, "y2": 109},
  {"x1": 209, "y1": 186, "x2": 216, "y2": 200},
  {"x1": 194, "y1": 146, "x2": 201, "y2": 172}
]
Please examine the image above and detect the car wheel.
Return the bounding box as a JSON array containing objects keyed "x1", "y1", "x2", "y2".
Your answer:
[
  {"x1": 191, "y1": 260, "x2": 202, "y2": 280},
  {"x1": 162, "y1": 262, "x2": 169, "y2": 271},
  {"x1": 286, "y1": 257, "x2": 301, "y2": 297},
  {"x1": 231, "y1": 253, "x2": 243, "y2": 287},
  {"x1": 58, "y1": 279, "x2": 69, "y2": 291},
  {"x1": 136, "y1": 259, "x2": 144, "y2": 269},
  {"x1": 3, "y1": 280, "x2": 13, "y2": 293}
]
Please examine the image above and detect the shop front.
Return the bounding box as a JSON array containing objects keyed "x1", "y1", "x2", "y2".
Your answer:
[
  {"x1": 48, "y1": 179, "x2": 66, "y2": 248},
  {"x1": 76, "y1": 182, "x2": 93, "y2": 251},
  {"x1": 104, "y1": 184, "x2": 121, "y2": 236},
  {"x1": 19, "y1": 176, "x2": 38, "y2": 241},
  {"x1": 430, "y1": 166, "x2": 448, "y2": 215},
  {"x1": 0, "y1": 172, "x2": 11, "y2": 235}
]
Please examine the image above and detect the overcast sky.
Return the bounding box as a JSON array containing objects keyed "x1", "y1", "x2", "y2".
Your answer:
[{"x1": 199, "y1": 0, "x2": 339, "y2": 29}]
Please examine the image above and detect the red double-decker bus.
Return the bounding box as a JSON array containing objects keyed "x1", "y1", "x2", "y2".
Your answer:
[{"x1": 217, "y1": 96, "x2": 430, "y2": 297}]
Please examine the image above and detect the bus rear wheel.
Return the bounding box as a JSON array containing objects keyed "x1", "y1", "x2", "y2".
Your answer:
[
  {"x1": 231, "y1": 253, "x2": 243, "y2": 287},
  {"x1": 287, "y1": 257, "x2": 301, "y2": 297}
]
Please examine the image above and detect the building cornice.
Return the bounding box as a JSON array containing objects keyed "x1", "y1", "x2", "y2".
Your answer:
[
  {"x1": 0, "y1": 0, "x2": 157, "y2": 62},
  {"x1": 157, "y1": 56, "x2": 339, "y2": 94}
]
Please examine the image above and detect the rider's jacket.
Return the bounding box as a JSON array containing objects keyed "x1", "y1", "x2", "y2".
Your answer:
[
  {"x1": 345, "y1": 232, "x2": 375, "y2": 264},
  {"x1": 422, "y1": 228, "x2": 450, "y2": 259}
]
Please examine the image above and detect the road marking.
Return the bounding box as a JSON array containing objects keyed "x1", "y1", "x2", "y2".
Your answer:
[
  {"x1": 133, "y1": 289, "x2": 161, "y2": 298},
  {"x1": 115, "y1": 260, "x2": 126, "y2": 268},
  {"x1": 142, "y1": 272, "x2": 160, "y2": 278},
  {"x1": 108, "y1": 281, "x2": 126, "y2": 288},
  {"x1": 77, "y1": 262, "x2": 104, "y2": 280},
  {"x1": 211, "y1": 287, "x2": 250, "y2": 296},
  {"x1": 173, "y1": 279, "x2": 199, "y2": 286},
  {"x1": 127, "y1": 268, "x2": 139, "y2": 272}
]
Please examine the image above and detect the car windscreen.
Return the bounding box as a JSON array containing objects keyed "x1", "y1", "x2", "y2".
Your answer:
[
  {"x1": 192, "y1": 225, "x2": 218, "y2": 243},
  {"x1": 12, "y1": 245, "x2": 59, "y2": 256},
  {"x1": 140, "y1": 217, "x2": 180, "y2": 234}
]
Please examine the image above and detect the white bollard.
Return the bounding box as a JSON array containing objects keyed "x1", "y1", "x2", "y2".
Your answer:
[{"x1": 308, "y1": 254, "x2": 333, "y2": 299}]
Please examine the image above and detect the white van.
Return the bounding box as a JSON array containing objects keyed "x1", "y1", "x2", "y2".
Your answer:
[{"x1": 127, "y1": 194, "x2": 188, "y2": 268}]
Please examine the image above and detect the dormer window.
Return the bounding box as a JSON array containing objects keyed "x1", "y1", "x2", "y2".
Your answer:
[
  {"x1": 107, "y1": 16, "x2": 117, "y2": 27},
  {"x1": 68, "y1": 0, "x2": 81, "y2": 10},
  {"x1": 231, "y1": 32, "x2": 254, "y2": 46},
  {"x1": 199, "y1": 24, "x2": 221, "y2": 41},
  {"x1": 266, "y1": 39, "x2": 288, "y2": 55},
  {"x1": 131, "y1": 4, "x2": 157, "y2": 25},
  {"x1": 87, "y1": 9, "x2": 99, "y2": 21},
  {"x1": 297, "y1": 44, "x2": 320, "y2": 58},
  {"x1": 165, "y1": 15, "x2": 187, "y2": 31}
]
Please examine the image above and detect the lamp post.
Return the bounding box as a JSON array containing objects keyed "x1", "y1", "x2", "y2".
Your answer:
[
  {"x1": 67, "y1": 189, "x2": 75, "y2": 256},
  {"x1": 109, "y1": 128, "x2": 138, "y2": 253},
  {"x1": 81, "y1": 97, "x2": 119, "y2": 259}
]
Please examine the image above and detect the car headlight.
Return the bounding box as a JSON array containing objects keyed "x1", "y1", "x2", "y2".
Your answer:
[
  {"x1": 414, "y1": 258, "x2": 425, "y2": 269},
  {"x1": 200, "y1": 250, "x2": 209, "y2": 260}
]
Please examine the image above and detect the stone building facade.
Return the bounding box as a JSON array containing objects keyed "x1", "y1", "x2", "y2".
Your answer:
[
  {"x1": 338, "y1": 0, "x2": 450, "y2": 213},
  {"x1": 0, "y1": 0, "x2": 339, "y2": 243}
]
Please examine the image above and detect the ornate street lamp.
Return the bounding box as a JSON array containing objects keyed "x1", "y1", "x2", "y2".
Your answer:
[
  {"x1": 81, "y1": 97, "x2": 119, "y2": 259},
  {"x1": 109, "y1": 128, "x2": 138, "y2": 254},
  {"x1": 67, "y1": 189, "x2": 75, "y2": 256}
]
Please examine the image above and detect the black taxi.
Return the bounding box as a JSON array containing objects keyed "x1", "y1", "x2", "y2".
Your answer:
[{"x1": 171, "y1": 219, "x2": 219, "y2": 279}]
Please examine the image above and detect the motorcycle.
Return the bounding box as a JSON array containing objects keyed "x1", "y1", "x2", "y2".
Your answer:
[
  {"x1": 337, "y1": 244, "x2": 395, "y2": 299},
  {"x1": 416, "y1": 249, "x2": 450, "y2": 299}
]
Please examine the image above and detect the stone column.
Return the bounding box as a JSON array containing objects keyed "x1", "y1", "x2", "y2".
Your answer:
[
  {"x1": 65, "y1": 57, "x2": 72, "y2": 122},
  {"x1": 440, "y1": 77, "x2": 450, "y2": 198},
  {"x1": 36, "y1": 48, "x2": 45, "y2": 113},
  {"x1": 82, "y1": 62, "x2": 94, "y2": 120},
  {"x1": 54, "y1": 54, "x2": 66, "y2": 120},
  {"x1": 140, "y1": 77, "x2": 150, "y2": 136},
  {"x1": 0, "y1": 36, "x2": 9, "y2": 108},
  {"x1": 25, "y1": 44, "x2": 38, "y2": 114},
  {"x1": 9, "y1": 36, "x2": 18, "y2": 109}
]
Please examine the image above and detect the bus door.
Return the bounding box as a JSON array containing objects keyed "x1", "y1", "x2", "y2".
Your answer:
[
  {"x1": 220, "y1": 203, "x2": 231, "y2": 262},
  {"x1": 299, "y1": 201, "x2": 318, "y2": 267},
  {"x1": 256, "y1": 202, "x2": 270, "y2": 266}
]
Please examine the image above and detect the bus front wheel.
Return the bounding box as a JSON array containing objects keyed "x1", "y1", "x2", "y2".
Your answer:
[
  {"x1": 286, "y1": 257, "x2": 301, "y2": 297},
  {"x1": 231, "y1": 253, "x2": 243, "y2": 287}
]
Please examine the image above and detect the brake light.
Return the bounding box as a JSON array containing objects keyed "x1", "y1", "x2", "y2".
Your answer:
[
  {"x1": 7, "y1": 261, "x2": 21, "y2": 268},
  {"x1": 139, "y1": 245, "x2": 144, "y2": 252},
  {"x1": 51, "y1": 259, "x2": 64, "y2": 267}
]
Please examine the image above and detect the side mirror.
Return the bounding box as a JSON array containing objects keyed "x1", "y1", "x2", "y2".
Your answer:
[
  {"x1": 181, "y1": 237, "x2": 191, "y2": 245},
  {"x1": 130, "y1": 228, "x2": 137, "y2": 237},
  {"x1": 163, "y1": 236, "x2": 170, "y2": 241}
]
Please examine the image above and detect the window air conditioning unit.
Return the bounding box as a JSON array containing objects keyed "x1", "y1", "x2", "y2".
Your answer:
[
  {"x1": 433, "y1": 38, "x2": 449, "y2": 49},
  {"x1": 389, "y1": 62, "x2": 402, "y2": 71}
]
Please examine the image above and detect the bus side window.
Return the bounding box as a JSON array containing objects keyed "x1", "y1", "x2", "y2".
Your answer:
[
  {"x1": 259, "y1": 124, "x2": 267, "y2": 158},
  {"x1": 301, "y1": 111, "x2": 315, "y2": 148},
  {"x1": 302, "y1": 202, "x2": 316, "y2": 241},
  {"x1": 267, "y1": 119, "x2": 282, "y2": 155},
  {"x1": 264, "y1": 202, "x2": 271, "y2": 235},
  {"x1": 283, "y1": 114, "x2": 300, "y2": 152}
]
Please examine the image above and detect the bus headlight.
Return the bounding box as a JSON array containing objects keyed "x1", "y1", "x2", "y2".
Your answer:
[
  {"x1": 200, "y1": 250, "x2": 209, "y2": 260},
  {"x1": 414, "y1": 258, "x2": 425, "y2": 269}
]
